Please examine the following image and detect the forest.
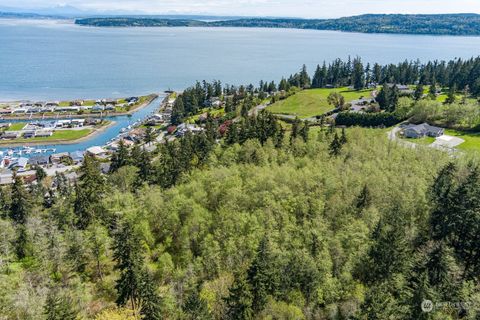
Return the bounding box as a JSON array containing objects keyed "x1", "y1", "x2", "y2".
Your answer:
[
  {"x1": 3, "y1": 54, "x2": 480, "y2": 319},
  {"x1": 2, "y1": 109, "x2": 480, "y2": 319},
  {"x1": 76, "y1": 14, "x2": 480, "y2": 36}
]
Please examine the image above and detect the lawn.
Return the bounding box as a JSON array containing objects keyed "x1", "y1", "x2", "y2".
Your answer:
[
  {"x1": 0, "y1": 129, "x2": 92, "y2": 145},
  {"x1": 6, "y1": 123, "x2": 27, "y2": 131},
  {"x1": 400, "y1": 135, "x2": 436, "y2": 146},
  {"x1": 267, "y1": 87, "x2": 374, "y2": 119},
  {"x1": 444, "y1": 129, "x2": 480, "y2": 152}
]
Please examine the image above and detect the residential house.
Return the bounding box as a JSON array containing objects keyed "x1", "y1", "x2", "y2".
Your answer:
[
  {"x1": 403, "y1": 123, "x2": 445, "y2": 139},
  {"x1": 35, "y1": 130, "x2": 53, "y2": 138},
  {"x1": 23, "y1": 131, "x2": 36, "y2": 139},
  {"x1": 10, "y1": 157, "x2": 29, "y2": 171},
  {"x1": 2, "y1": 131, "x2": 21, "y2": 139},
  {"x1": 50, "y1": 152, "x2": 71, "y2": 164},
  {"x1": 69, "y1": 151, "x2": 85, "y2": 164},
  {"x1": 28, "y1": 155, "x2": 50, "y2": 166},
  {"x1": 86, "y1": 146, "x2": 107, "y2": 158}
]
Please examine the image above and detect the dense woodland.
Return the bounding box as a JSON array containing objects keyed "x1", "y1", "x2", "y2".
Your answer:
[
  {"x1": 76, "y1": 14, "x2": 480, "y2": 36},
  {"x1": 3, "y1": 56, "x2": 480, "y2": 319},
  {"x1": 2, "y1": 108, "x2": 480, "y2": 319}
]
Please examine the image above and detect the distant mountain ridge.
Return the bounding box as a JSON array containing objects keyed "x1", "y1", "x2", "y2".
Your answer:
[{"x1": 75, "y1": 13, "x2": 480, "y2": 36}]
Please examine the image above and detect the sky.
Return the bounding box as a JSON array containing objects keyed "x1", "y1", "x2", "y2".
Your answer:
[{"x1": 2, "y1": 0, "x2": 480, "y2": 18}]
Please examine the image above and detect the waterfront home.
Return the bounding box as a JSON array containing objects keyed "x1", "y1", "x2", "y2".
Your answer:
[
  {"x1": 23, "y1": 131, "x2": 36, "y2": 139},
  {"x1": 69, "y1": 151, "x2": 85, "y2": 164},
  {"x1": 126, "y1": 97, "x2": 139, "y2": 103},
  {"x1": 10, "y1": 157, "x2": 29, "y2": 170},
  {"x1": 28, "y1": 155, "x2": 50, "y2": 166},
  {"x1": 50, "y1": 152, "x2": 71, "y2": 164},
  {"x1": 12, "y1": 108, "x2": 28, "y2": 114},
  {"x1": 70, "y1": 119, "x2": 85, "y2": 127},
  {"x1": 104, "y1": 99, "x2": 117, "y2": 106},
  {"x1": 403, "y1": 123, "x2": 445, "y2": 139},
  {"x1": 71, "y1": 100, "x2": 84, "y2": 106},
  {"x1": 0, "y1": 123, "x2": 11, "y2": 129},
  {"x1": 0, "y1": 109, "x2": 12, "y2": 114},
  {"x1": 92, "y1": 105, "x2": 105, "y2": 112},
  {"x1": 45, "y1": 102, "x2": 60, "y2": 107},
  {"x1": 35, "y1": 130, "x2": 53, "y2": 138},
  {"x1": 146, "y1": 114, "x2": 164, "y2": 126},
  {"x1": 86, "y1": 146, "x2": 108, "y2": 158},
  {"x1": 105, "y1": 104, "x2": 115, "y2": 111},
  {"x1": 1, "y1": 131, "x2": 21, "y2": 139},
  {"x1": 55, "y1": 120, "x2": 71, "y2": 128},
  {"x1": 54, "y1": 106, "x2": 80, "y2": 112}
]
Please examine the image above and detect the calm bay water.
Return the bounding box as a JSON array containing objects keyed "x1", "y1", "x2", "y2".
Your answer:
[
  {"x1": 1, "y1": 19, "x2": 480, "y2": 156},
  {"x1": 1, "y1": 19, "x2": 480, "y2": 101}
]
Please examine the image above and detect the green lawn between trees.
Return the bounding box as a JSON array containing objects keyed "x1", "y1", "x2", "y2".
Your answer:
[
  {"x1": 0, "y1": 129, "x2": 92, "y2": 145},
  {"x1": 267, "y1": 87, "x2": 375, "y2": 119}
]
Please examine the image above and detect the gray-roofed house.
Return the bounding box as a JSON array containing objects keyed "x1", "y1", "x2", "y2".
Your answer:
[
  {"x1": 69, "y1": 151, "x2": 85, "y2": 164},
  {"x1": 403, "y1": 123, "x2": 445, "y2": 139},
  {"x1": 28, "y1": 155, "x2": 50, "y2": 166}
]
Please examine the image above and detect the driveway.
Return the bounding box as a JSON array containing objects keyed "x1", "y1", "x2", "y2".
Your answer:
[
  {"x1": 431, "y1": 135, "x2": 465, "y2": 150},
  {"x1": 388, "y1": 127, "x2": 464, "y2": 154}
]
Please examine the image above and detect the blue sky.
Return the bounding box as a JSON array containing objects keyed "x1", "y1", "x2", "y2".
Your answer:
[{"x1": 2, "y1": 0, "x2": 480, "y2": 18}]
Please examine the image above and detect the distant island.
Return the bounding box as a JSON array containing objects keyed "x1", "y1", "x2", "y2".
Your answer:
[{"x1": 75, "y1": 13, "x2": 480, "y2": 36}]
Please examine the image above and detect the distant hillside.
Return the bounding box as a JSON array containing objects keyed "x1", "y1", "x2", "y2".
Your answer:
[
  {"x1": 76, "y1": 13, "x2": 480, "y2": 36},
  {"x1": 75, "y1": 17, "x2": 207, "y2": 27}
]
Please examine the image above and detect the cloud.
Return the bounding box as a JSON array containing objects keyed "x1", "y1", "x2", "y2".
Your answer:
[{"x1": 2, "y1": 0, "x2": 480, "y2": 18}]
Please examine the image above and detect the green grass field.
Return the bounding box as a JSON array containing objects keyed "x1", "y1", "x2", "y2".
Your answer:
[
  {"x1": 401, "y1": 135, "x2": 436, "y2": 145},
  {"x1": 268, "y1": 87, "x2": 374, "y2": 119},
  {"x1": 0, "y1": 129, "x2": 92, "y2": 145},
  {"x1": 444, "y1": 129, "x2": 480, "y2": 152},
  {"x1": 6, "y1": 123, "x2": 27, "y2": 131}
]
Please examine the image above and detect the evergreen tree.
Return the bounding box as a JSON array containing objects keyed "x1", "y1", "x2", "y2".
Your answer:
[
  {"x1": 184, "y1": 289, "x2": 212, "y2": 320},
  {"x1": 376, "y1": 84, "x2": 391, "y2": 110},
  {"x1": 414, "y1": 83, "x2": 424, "y2": 100},
  {"x1": 145, "y1": 126, "x2": 155, "y2": 144},
  {"x1": 329, "y1": 132, "x2": 343, "y2": 156},
  {"x1": 340, "y1": 127, "x2": 348, "y2": 144},
  {"x1": 35, "y1": 165, "x2": 47, "y2": 183},
  {"x1": 10, "y1": 173, "x2": 31, "y2": 225},
  {"x1": 352, "y1": 57, "x2": 365, "y2": 90},
  {"x1": 355, "y1": 184, "x2": 371, "y2": 212},
  {"x1": 114, "y1": 219, "x2": 162, "y2": 319},
  {"x1": 110, "y1": 140, "x2": 130, "y2": 173},
  {"x1": 300, "y1": 122, "x2": 309, "y2": 142},
  {"x1": 290, "y1": 117, "x2": 301, "y2": 143},
  {"x1": 299, "y1": 64, "x2": 311, "y2": 89},
  {"x1": 44, "y1": 289, "x2": 78, "y2": 320},
  {"x1": 225, "y1": 273, "x2": 253, "y2": 320},
  {"x1": 247, "y1": 237, "x2": 279, "y2": 313},
  {"x1": 429, "y1": 82, "x2": 438, "y2": 100},
  {"x1": 445, "y1": 85, "x2": 456, "y2": 104},
  {"x1": 171, "y1": 97, "x2": 185, "y2": 125},
  {"x1": 74, "y1": 155, "x2": 106, "y2": 229}
]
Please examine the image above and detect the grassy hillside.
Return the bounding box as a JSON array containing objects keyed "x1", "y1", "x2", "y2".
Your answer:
[{"x1": 268, "y1": 87, "x2": 374, "y2": 119}]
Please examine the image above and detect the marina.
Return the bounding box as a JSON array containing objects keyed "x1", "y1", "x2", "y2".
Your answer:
[{"x1": 0, "y1": 94, "x2": 166, "y2": 159}]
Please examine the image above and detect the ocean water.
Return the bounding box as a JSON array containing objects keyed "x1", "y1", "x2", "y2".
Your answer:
[{"x1": 1, "y1": 19, "x2": 480, "y2": 101}]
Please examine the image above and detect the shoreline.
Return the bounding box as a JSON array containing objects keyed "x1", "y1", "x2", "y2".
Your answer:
[
  {"x1": 0, "y1": 121, "x2": 116, "y2": 148},
  {"x1": 0, "y1": 94, "x2": 159, "y2": 121}
]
